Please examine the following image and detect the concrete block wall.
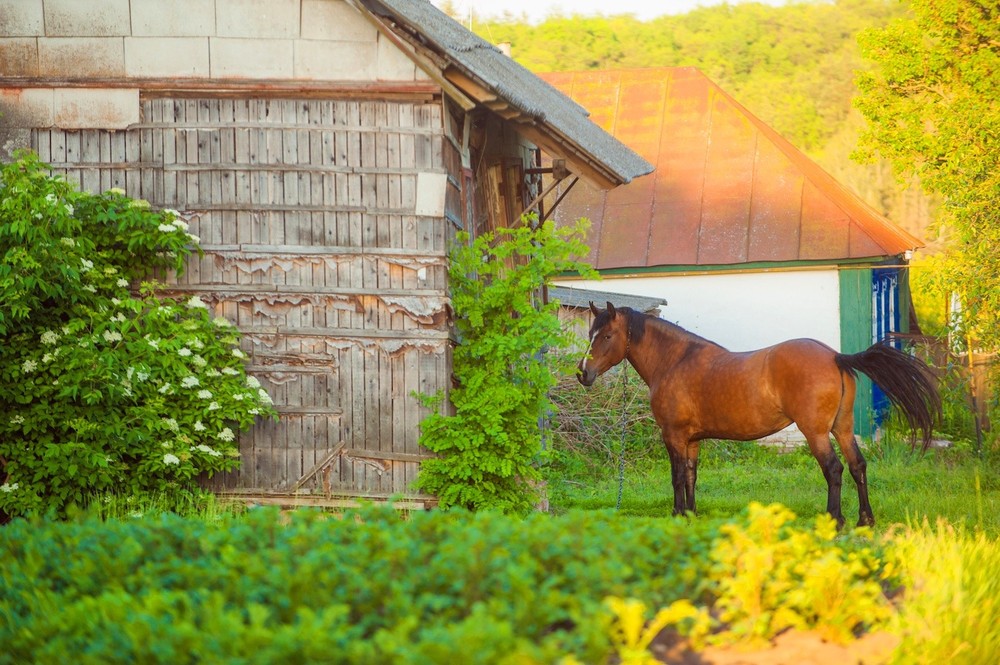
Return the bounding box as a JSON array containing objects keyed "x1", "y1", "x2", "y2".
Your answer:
[{"x1": 0, "y1": 0, "x2": 430, "y2": 151}]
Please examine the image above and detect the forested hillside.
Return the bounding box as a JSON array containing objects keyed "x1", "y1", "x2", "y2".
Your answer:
[{"x1": 453, "y1": 0, "x2": 935, "y2": 242}]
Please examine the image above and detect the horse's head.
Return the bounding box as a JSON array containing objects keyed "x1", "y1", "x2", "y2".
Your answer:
[{"x1": 578, "y1": 301, "x2": 630, "y2": 386}]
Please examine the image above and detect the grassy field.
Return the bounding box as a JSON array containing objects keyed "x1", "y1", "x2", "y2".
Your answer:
[{"x1": 545, "y1": 436, "x2": 1000, "y2": 537}]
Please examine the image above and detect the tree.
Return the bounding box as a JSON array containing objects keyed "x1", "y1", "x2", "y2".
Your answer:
[{"x1": 854, "y1": 0, "x2": 1000, "y2": 351}]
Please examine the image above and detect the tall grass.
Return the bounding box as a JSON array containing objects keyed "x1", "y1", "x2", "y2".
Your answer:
[
  {"x1": 887, "y1": 521, "x2": 1000, "y2": 663},
  {"x1": 85, "y1": 490, "x2": 246, "y2": 522}
]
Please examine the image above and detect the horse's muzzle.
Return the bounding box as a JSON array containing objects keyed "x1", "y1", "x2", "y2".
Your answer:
[{"x1": 577, "y1": 365, "x2": 596, "y2": 386}]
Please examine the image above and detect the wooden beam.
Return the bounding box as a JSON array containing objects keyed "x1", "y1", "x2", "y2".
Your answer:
[{"x1": 443, "y1": 67, "x2": 498, "y2": 104}]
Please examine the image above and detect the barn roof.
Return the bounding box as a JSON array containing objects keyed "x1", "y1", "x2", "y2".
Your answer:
[
  {"x1": 539, "y1": 67, "x2": 923, "y2": 270},
  {"x1": 548, "y1": 286, "x2": 667, "y2": 315},
  {"x1": 353, "y1": 0, "x2": 653, "y2": 189}
]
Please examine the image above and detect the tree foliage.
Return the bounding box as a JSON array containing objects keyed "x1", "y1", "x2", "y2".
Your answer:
[
  {"x1": 414, "y1": 218, "x2": 595, "y2": 514},
  {"x1": 854, "y1": 0, "x2": 1000, "y2": 351}
]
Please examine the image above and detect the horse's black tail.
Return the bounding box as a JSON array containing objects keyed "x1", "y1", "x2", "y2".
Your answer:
[{"x1": 835, "y1": 342, "x2": 941, "y2": 450}]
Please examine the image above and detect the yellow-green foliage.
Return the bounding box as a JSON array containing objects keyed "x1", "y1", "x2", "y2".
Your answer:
[
  {"x1": 706, "y1": 503, "x2": 895, "y2": 645},
  {"x1": 887, "y1": 520, "x2": 1000, "y2": 663},
  {"x1": 602, "y1": 597, "x2": 709, "y2": 665}
]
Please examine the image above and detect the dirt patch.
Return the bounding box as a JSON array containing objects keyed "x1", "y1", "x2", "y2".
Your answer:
[{"x1": 650, "y1": 629, "x2": 900, "y2": 664}]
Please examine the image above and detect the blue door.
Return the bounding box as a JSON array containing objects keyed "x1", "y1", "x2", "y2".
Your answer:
[{"x1": 871, "y1": 267, "x2": 901, "y2": 421}]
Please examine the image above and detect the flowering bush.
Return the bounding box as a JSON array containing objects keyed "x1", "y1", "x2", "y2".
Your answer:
[{"x1": 0, "y1": 151, "x2": 276, "y2": 520}]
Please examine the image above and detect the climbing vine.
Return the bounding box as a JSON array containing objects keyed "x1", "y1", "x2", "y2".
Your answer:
[{"x1": 415, "y1": 216, "x2": 595, "y2": 513}]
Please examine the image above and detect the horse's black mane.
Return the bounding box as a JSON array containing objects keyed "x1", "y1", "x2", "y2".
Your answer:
[{"x1": 594, "y1": 306, "x2": 723, "y2": 349}]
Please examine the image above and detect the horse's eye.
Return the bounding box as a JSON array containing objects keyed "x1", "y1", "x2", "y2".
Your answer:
[{"x1": 604, "y1": 334, "x2": 611, "y2": 340}]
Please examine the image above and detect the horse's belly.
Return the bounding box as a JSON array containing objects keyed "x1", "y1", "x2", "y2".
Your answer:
[
  {"x1": 690, "y1": 388, "x2": 790, "y2": 441},
  {"x1": 696, "y1": 415, "x2": 792, "y2": 442}
]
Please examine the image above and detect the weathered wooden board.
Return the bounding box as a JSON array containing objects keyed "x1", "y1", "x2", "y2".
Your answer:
[{"x1": 33, "y1": 96, "x2": 455, "y2": 498}]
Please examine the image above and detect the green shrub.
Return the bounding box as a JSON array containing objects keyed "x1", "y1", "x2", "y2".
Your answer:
[
  {"x1": 0, "y1": 504, "x2": 902, "y2": 664},
  {"x1": 0, "y1": 151, "x2": 277, "y2": 520}
]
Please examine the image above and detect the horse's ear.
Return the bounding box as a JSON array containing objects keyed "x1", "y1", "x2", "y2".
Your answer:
[
  {"x1": 606, "y1": 301, "x2": 617, "y2": 318},
  {"x1": 589, "y1": 301, "x2": 600, "y2": 317}
]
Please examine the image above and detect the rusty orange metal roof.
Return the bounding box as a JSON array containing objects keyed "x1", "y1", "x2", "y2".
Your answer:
[{"x1": 539, "y1": 67, "x2": 922, "y2": 270}]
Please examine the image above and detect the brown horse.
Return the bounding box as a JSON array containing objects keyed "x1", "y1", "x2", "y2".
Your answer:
[{"x1": 577, "y1": 302, "x2": 940, "y2": 527}]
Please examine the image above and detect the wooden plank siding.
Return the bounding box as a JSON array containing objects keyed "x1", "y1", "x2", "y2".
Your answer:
[{"x1": 32, "y1": 96, "x2": 455, "y2": 499}]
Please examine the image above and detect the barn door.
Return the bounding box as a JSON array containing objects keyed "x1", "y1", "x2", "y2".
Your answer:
[{"x1": 871, "y1": 267, "x2": 901, "y2": 419}]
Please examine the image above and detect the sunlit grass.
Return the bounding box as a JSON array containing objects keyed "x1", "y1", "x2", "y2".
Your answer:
[
  {"x1": 887, "y1": 520, "x2": 1000, "y2": 663},
  {"x1": 546, "y1": 437, "x2": 1000, "y2": 537}
]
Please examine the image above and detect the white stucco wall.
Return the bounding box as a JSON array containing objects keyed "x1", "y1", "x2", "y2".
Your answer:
[{"x1": 557, "y1": 268, "x2": 842, "y2": 352}]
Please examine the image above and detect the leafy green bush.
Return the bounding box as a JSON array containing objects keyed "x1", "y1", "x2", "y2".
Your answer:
[
  {"x1": 0, "y1": 504, "x2": 902, "y2": 664},
  {"x1": 415, "y1": 217, "x2": 596, "y2": 513},
  {"x1": 0, "y1": 151, "x2": 276, "y2": 520}
]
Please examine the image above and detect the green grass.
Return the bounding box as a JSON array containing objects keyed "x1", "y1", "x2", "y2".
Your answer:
[
  {"x1": 546, "y1": 438, "x2": 1000, "y2": 537},
  {"x1": 84, "y1": 489, "x2": 247, "y2": 522}
]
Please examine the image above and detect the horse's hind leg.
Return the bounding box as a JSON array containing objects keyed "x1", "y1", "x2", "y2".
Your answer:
[
  {"x1": 832, "y1": 404, "x2": 874, "y2": 527},
  {"x1": 664, "y1": 433, "x2": 699, "y2": 516},
  {"x1": 802, "y1": 430, "x2": 845, "y2": 528}
]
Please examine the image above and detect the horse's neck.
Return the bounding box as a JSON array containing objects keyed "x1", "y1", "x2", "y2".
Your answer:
[{"x1": 626, "y1": 317, "x2": 706, "y2": 388}]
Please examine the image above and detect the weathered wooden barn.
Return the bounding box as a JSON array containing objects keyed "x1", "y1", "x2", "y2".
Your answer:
[
  {"x1": 0, "y1": 0, "x2": 651, "y2": 504},
  {"x1": 542, "y1": 67, "x2": 923, "y2": 438}
]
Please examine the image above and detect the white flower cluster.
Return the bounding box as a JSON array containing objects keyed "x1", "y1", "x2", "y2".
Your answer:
[
  {"x1": 217, "y1": 428, "x2": 235, "y2": 442},
  {"x1": 181, "y1": 376, "x2": 200, "y2": 388},
  {"x1": 0, "y1": 482, "x2": 19, "y2": 493},
  {"x1": 40, "y1": 330, "x2": 60, "y2": 345},
  {"x1": 195, "y1": 443, "x2": 222, "y2": 457},
  {"x1": 187, "y1": 296, "x2": 209, "y2": 310},
  {"x1": 163, "y1": 453, "x2": 180, "y2": 465}
]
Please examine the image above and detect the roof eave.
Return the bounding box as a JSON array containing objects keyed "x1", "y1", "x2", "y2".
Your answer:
[{"x1": 350, "y1": 0, "x2": 652, "y2": 190}]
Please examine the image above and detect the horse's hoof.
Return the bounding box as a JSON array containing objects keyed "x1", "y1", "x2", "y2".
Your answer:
[{"x1": 857, "y1": 515, "x2": 875, "y2": 528}]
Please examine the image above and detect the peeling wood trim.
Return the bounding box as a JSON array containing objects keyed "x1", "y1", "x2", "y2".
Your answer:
[
  {"x1": 168, "y1": 203, "x2": 417, "y2": 214},
  {"x1": 201, "y1": 244, "x2": 446, "y2": 258},
  {"x1": 158, "y1": 284, "x2": 444, "y2": 297},
  {"x1": 217, "y1": 492, "x2": 438, "y2": 510},
  {"x1": 242, "y1": 327, "x2": 451, "y2": 340},
  {"x1": 123, "y1": 122, "x2": 442, "y2": 134},
  {"x1": 50, "y1": 162, "x2": 446, "y2": 176},
  {"x1": 0, "y1": 77, "x2": 441, "y2": 101}
]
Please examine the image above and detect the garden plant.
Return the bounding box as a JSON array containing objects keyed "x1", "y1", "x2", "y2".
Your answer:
[{"x1": 0, "y1": 151, "x2": 277, "y2": 521}]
